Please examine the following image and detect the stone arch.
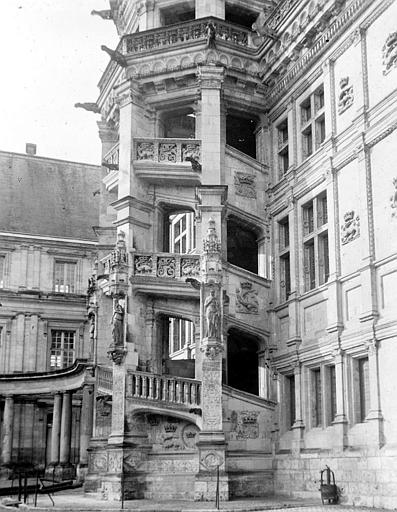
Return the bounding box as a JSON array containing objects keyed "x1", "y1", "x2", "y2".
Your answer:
[
  {"x1": 139, "y1": 63, "x2": 152, "y2": 75},
  {"x1": 180, "y1": 55, "x2": 193, "y2": 69},
  {"x1": 166, "y1": 58, "x2": 179, "y2": 71},
  {"x1": 218, "y1": 53, "x2": 229, "y2": 66},
  {"x1": 153, "y1": 60, "x2": 165, "y2": 74},
  {"x1": 231, "y1": 56, "x2": 243, "y2": 69}
]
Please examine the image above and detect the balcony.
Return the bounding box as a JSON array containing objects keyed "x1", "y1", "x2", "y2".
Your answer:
[
  {"x1": 123, "y1": 17, "x2": 256, "y2": 57},
  {"x1": 130, "y1": 252, "x2": 200, "y2": 297},
  {"x1": 102, "y1": 142, "x2": 119, "y2": 191},
  {"x1": 133, "y1": 138, "x2": 201, "y2": 185}
]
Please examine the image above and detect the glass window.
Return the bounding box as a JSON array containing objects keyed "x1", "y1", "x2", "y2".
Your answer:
[
  {"x1": 54, "y1": 261, "x2": 76, "y2": 293},
  {"x1": 50, "y1": 330, "x2": 75, "y2": 369}
]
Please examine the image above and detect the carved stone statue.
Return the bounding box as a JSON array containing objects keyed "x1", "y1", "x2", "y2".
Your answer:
[
  {"x1": 101, "y1": 45, "x2": 127, "y2": 67},
  {"x1": 205, "y1": 22, "x2": 217, "y2": 49},
  {"x1": 204, "y1": 289, "x2": 220, "y2": 339},
  {"x1": 111, "y1": 301, "x2": 124, "y2": 346}
]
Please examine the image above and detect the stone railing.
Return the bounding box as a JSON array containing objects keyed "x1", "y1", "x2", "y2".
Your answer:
[
  {"x1": 127, "y1": 371, "x2": 201, "y2": 408},
  {"x1": 134, "y1": 138, "x2": 201, "y2": 165},
  {"x1": 103, "y1": 142, "x2": 119, "y2": 171},
  {"x1": 97, "y1": 365, "x2": 113, "y2": 393},
  {"x1": 131, "y1": 252, "x2": 200, "y2": 280},
  {"x1": 123, "y1": 17, "x2": 253, "y2": 55}
]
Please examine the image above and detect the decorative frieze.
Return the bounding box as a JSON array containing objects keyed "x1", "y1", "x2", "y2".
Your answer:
[
  {"x1": 382, "y1": 32, "x2": 397, "y2": 75},
  {"x1": 234, "y1": 172, "x2": 257, "y2": 199},
  {"x1": 338, "y1": 77, "x2": 354, "y2": 114},
  {"x1": 134, "y1": 138, "x2": 201, "y2": 167},
  {"x1": 131, "y1": 252, "x2": 200, "y2": 280},
  {"x1": 341, "y1": 210, "x2": 360, "y2": 244},
  {"x1": 181, "y1": 258, "x2": 200, "y2": 277},
  {"x1": 235, "y1": 282, "x2": 259, "y2": 314},
  {"x1": 157, "y1": 257, "x2": 176, "y2": 278},
  {"x1": 134, "y1": 255, "x2": 153, "y2": 275}
]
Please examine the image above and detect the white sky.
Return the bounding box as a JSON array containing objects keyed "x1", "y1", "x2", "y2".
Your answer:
[{"x1": 0, "y1": 0, "x2": 118, "y2": 164}]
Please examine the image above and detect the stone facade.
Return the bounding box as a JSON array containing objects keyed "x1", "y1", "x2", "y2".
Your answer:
[{"x1": 1, "y1": 0, "x2": 397, "y2": 509}]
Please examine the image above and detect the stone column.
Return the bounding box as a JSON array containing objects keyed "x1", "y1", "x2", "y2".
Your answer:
[
  {"x1": 365, "y1": 338, "x2": 384, "y2": 447},
  {"x1": 58, "y1": 391, "x2": 74, "y2": 479},
  {"x1": 49, "y1": 393, "x2": 62, "y2": 466},
  {"x1": 79, "y1": 385, "x2": 94, "y2": 468},
  {"x1": 197, "y1": 66, "x2": 225, "y2": 185},
  {"x1": 1, "y1": 396, "x2": 14, "y2": 466},
  {"x1": 291, "y1": 363, "x2": 304, "y2": 454},
  {"x1": 332, "y1": 349, "x2": 348, "y2": 451}
]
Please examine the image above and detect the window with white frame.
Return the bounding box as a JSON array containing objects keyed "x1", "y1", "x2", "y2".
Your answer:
[
  {"x1": 302, "y1": 191, "x2": 329, "y2": 292},
  {"x1": 50, "y1": 330, "x2": 75, "y2": 369},
  {"x1": 278, "y1": 216, "x2": 291, "y2": 302},
  {"x1": 169, "y1": 212, "x2": 195, "y2": 254},
  {"x1": 300, "y1": 85, "x2": 326, "y2": 160},
  {"x1": 277, "y1": 118, "x2": 289, "y2": 179},
  {"x1": 0, "y1": 255, "x2": 5, "y2": 288},
  {"x1": 54, "y1": 261, "x2": 76, "y2": 293}
]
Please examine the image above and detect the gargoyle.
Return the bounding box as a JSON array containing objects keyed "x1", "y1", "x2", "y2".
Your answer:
[
  {"x1": 185, "y1": 156, "x2": 202, "y2": 172},
  {"x1": 74, "y1": 102, "x2": 100, "y2": 113},
  {"x1": 101, "y1": 45, "x2": 127, "y2": 67},
  {"x1": 91, "y1": 9, "x2": 113, "y2": 20}
]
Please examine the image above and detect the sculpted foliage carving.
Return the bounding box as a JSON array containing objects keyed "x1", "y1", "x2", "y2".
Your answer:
[
  {"x1": 157, "y1": 257, "x2": 176, "y2": 278},
  {"x1": 338, "y1": 77, "x2": 354, "y2": 114},
  {"x1": 382, "y1": 32, "x2": 397, "y2": 75},
  {"x1": 134, "y1": 255, "x2": 153, "y2": 275},
  {"x1": 390, "y1": 177, "x2": 397, "y2": 217}
]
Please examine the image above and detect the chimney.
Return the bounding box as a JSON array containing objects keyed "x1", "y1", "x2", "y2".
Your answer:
[{"x1": 26, "y1": 143, "x2": 37, "y2": 155}]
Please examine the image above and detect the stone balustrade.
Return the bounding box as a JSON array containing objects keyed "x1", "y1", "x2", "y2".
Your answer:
[
  {"x1": 97, "y1": 365, "x2": 113, "y2": 394},
  {"x1": 127, "y1": 371, "x2": 201, "y2": 408},
  {"x1": 123, "y1": 17, "x2": 253, "y2": 55},
  {"x1": 134, "y1": 138, "x2": 201, "y2": 166},
  {"x1": 131, "y1": 252, "x2": 200, "y2": 279},
  {"x1": 102, "y1": 142, "x2": 119, "y2": 171}
]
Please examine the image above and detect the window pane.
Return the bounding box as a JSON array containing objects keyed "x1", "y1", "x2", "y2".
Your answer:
[
  {"x1": 303, "y1": 202, "x2": 314, "y2": 236},
  {"x1": 50, "y1": 330, "x2": 75, "y2": 369},
  {"x1": 318, "y1": 234, "x2": 329, "y2": 285},
  {"x1": 0, "y1": 256, "x2": 5, "y2": 287},
  {"x1": 304, "y1": 241, "x2": 315, "y2": 291}
]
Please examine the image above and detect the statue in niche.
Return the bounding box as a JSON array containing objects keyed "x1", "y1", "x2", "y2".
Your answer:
[
  {"x1": 111, "y1": 300, "x2": 124, "y2": 346},
  {"x1": 205, "y1": 22, "x2": 217, "y2": 49},
  {"x1": 204, "y1": 289, "x2": 220, "y2": 338}
]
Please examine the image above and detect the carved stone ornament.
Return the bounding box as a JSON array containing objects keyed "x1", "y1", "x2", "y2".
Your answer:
[
  {"x1": 134, "y1": 255, "x2": 153, "y2": 275},
  {"x1": 200, "y1": 451, "x2": 223, "y2": 471},
  {"x1": 136, "y1": 142, "x2": 155, "y2": 160},
  {"x1": 234, "y1": 172, "x2": 257, "y2": 199},
  {"x1": 236, "y1": 411, "x2": 260, "y2": 440},
  {"x1": 110, "y1": 299, "x2": 124, "y2": 346},
  {"x1": 235, "y1": 281, "x2": 259, "y2": 314},
  {"x1": 203, "y1": 218, "x2": 221, "y2": 254},
  {"x1": 338, "y1": 77, "x2": 354, "y2": 114},
  {"x1": 382, "y1": 32, "x2": 397, "y2": 75},
  {"x1": 157, "y1": 257, "x2": 176, "y2": 278},
  {"x1": 341, "y1": 210, "x2": 360, "y2": 245},
  {"x1": 107, "y1": 345, "x2": 127, "y2": 365},
  {"x1": 390, "y1": 177, "x2": 397, "y2": 217},
  {"x1": 181, "y1": 143, "x2": 200, "y2": 162},
  {"x1": 109, "y1": 231, "x2": 128, "y2": 270},
  {"x1": 181, "y1": 258, "x2": 200, "y2": 277},
  {"x1": 159, "y1": 143, "x2": 177, "y2": 163},
  {"x1": 201, "y1": 342, "x2": 224, "y2": 360}
]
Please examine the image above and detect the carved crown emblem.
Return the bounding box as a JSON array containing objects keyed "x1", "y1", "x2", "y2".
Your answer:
[
  {"x1": 343, "y1": 210, "x2": 355, "y2": 222},
  {"x1": 340, "y1": 77, "x2": 349, "y2": 88},
  {"x1": 241, "y1": 411, "x2": 259, "y2": 424},
  {"x1": 240, "y1": 281, "x2": 253, "y2": 290},
  {"x1": 164, "y1": 424, "x2": 178, "y2": 433}
]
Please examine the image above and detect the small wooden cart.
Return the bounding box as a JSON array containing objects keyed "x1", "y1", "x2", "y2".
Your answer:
[{"x1": 319, "y1": 465, "x2": 339, "y2": 505}]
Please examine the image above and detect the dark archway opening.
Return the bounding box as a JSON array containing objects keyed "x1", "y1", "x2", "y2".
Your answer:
[
  {"x1": 162, "y1": 109, "x2": 196, "y2": 139},
  {"x1": 226, "y1": 113, "x2": 257, "y2": 158},
  {"x1": 225, "y1": 4, "x2": 258, "y2": 29},
  {"x1": 160, "y1": 2, "x2": 195, "y2": 26},
  {"x1": 227, "y1": 217, "x2": 258, "y2": 274},
  {"x1": 227, "y1": 329, "x2": 259, "y2": 395}
]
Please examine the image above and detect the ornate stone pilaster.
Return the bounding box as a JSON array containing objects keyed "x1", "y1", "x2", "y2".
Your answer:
[
  {"x1": 1, "y1": 396, "x2": 14, "y2": 468},
  {"x1": 194, "y1": 217, "x2": 229, "y2": 501},
  {"x1": 332, "y1": 348, "x2": 348, "y2": 452},
  {"x1": 291, "y1": 363, "x2": 304, "y2": 455},
  {"x1": 364, "y1": 334, "x2": 384, "y2": 447}
]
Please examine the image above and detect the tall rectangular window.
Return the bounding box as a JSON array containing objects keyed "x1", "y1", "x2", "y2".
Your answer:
[
  {"x1": 329, "y1": 365, "x2": 337, "y2": 423},
  {"x1": 358, "y1": 357, "x2": 370, "y2": 422},
  {"x1": 169, "y1": 212, "x2": 195, "y2": 254},
  {"x1": 278, "y1": 216, "x2": 291, "y2": 303},
  {"x1": 286, "y1": 374, "x2": 296, "y2": 428},
  {"x1": 277, "y1": 119, "x2": 289, "y2": 179},
  {"x1": 0, "y1": 256, "x2": 5, "y2": 288},
  {"x1": 50, "y1": 330, "x2": 75, "y2": 369},
  {"x1": 300, "y1": 85, "x2": 326, "y2": 160},
  {"x1": 302, "y1": 192, "x2": 329, "y2": 292},
  {"x1": 54, "y1": 261, "x2": 76, "y2": 293},
  {"x1": 312, "y1": 368, "x2": 322, "y2": 427}
]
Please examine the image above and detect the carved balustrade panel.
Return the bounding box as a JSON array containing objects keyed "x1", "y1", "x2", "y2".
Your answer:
[
  {"x1": 131, "y1": 253, "x2": 200, "y2": 280},
  {"x1": 123, "y1": 17, "x2": 252, "y2": 55},
  {"x1": 134, "y1": 138, "x2": 201, "y2": 166}
]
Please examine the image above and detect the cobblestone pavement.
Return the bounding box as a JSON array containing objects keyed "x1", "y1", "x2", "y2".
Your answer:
[{"x1": 0, "y1": 488, "x2": 391, "y2": 512}]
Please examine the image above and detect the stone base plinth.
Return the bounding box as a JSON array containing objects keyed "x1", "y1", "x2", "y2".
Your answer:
[
  {"x1": 45, "y1": 463, "x2": 75, "y2": 481},
  {"x1": 194, "y1": 471, "x2": 229, "y2": 501}
]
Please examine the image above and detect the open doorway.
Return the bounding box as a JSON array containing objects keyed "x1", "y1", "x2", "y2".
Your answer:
[{"x1": 227, "y1": 328, "x2": 259, "y2": 395}]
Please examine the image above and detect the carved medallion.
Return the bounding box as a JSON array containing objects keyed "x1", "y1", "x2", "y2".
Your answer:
[
  {"x1": 341, "y1": 210, "x2": 360, "y2": 244},
  {"x1": 338, "y1": 77, "x2": 354, "y2": 114},
  {"x1": 181, "y1": 258, "x2": 200, "y2": 277},
  {"x1": 200, "y1": 451, "x2": 223, "y2": 471},
  {"x1": 234, "y1": 172, "x2": 257, "y2": 198},
  {"x1": 159, "y1": 143, "x2": 178, "y2": 163},
  {"x1": 236, "y1": 281, "x2": 259, "y2": 314},
  {"x1": 382, "y1": 32, "x2": 397, "y2": 75}
]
